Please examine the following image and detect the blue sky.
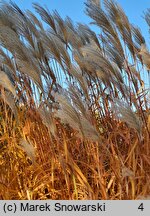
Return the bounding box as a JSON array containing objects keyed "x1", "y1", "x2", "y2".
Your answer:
[{"x1": 6, "y1": 0, "x2": 150, "y2": 41}]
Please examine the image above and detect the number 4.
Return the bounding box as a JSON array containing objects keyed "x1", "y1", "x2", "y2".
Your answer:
[{"x1": 138, "y1": 203, "x2": 144, "y2": 211}]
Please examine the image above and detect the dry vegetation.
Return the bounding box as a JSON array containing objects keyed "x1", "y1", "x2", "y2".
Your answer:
[{"x1": 0, "y1": 0, "x2": 150, "y2": 200}]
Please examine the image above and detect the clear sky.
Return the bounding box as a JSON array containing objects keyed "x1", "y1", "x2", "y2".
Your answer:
[{"x1": 4, "y1": 0, "x2": 150, "y2": 40}]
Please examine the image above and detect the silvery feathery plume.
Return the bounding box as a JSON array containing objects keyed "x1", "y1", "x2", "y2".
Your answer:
[
  {"x1": 70, "y1": 65, "x2": 89, "y2": 100},
  {"x1": 19, "y1": 138, "x2": 35, "y2": 164},
  {"x1": 122, "y1": 166, "x2": 134, "y2": 178},
  {"x1": 38, "y1": 105, "x2": 56, "y2": 137},
  {"x1": 54, "y1": 89, "x2": 99, "y2": 141},
  {"x1": 139, "y1": 44, "x2": 150, "y2": 70},
  {"x1": 80, "y1": 39, "x2": 101, "y2": 59},
  {"x1": 87, "y1": 0, "x2": 101, "y2": 7},
  {"x1": 145, "y1": 9, "x2": 150, "y2": 27},
  {"x1": 0, "y1": 70, "x2": 16, "y2": 97},
  {"x1": 0, "y1": 91, "x2": 17, "y2": 118},
  {"x1": 112, "y1": 99, "x2": 142, "y2": 136}
]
